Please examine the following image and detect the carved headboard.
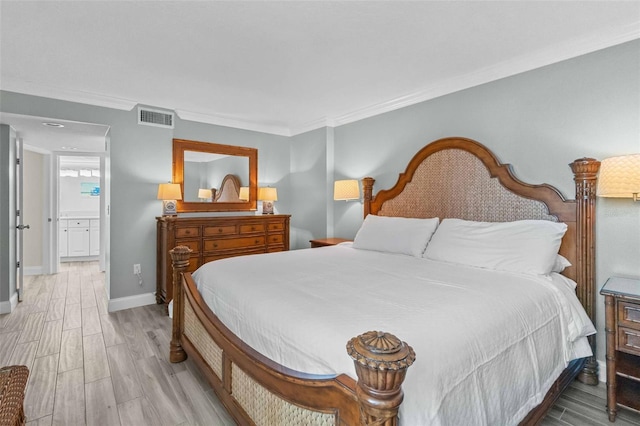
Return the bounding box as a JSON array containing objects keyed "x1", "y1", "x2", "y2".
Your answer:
[{"x1": 362, "y1": 137, "x2": 599, "y2": 324}]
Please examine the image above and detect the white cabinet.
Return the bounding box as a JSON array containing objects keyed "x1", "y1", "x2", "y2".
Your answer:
[
  {"x1": 60, "y1": 218, "x2": 99, "y2": 258},
  {"x1": 89, "y1": 219, "x2": 100, "y2": 256},
  {"x1": 59, "y1": 220, "x2": 69, "y2": 257},
  {"x1": 68, "y1": 219, "x2": 90, "y2": 256}
]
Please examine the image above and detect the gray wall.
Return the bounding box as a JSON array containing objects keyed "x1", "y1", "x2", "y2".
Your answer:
[
  {"x1": 332, "y1": 39, "x2": 640, "y2": 364},
  {"x1": 0, "y1": 124, "x2": 16, "y2": 308}
]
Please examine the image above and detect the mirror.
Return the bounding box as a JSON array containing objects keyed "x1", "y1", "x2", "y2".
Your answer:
[{"x1": 173, "y1": 139, "x2": 257, "y2": 212}]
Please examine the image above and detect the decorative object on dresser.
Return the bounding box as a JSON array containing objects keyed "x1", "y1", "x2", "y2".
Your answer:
[
  {"x1": 333, "y1": 179, "x2": 360, "y2": 201},
  {"x1": 165, "y1": 137, "x2": 601, "y2": 426},
  {"x1": 597, "y1": 154, "x2": 640, "y2": 202},
  {"x1": 157, "y1": 183, "x2": 182, "y2": 216},
  {"x1": 600, "y1": 276, "x2": 640, "y2": 421},
  {"x1": 309, "y1": 237, "x2": 351, "y2": 248},
  {"x1": 258, "y1": 186, "x2": 278, "y2": 214},
  {"x1": 156, "y1": 215, "x2": 290, "y2": 306}
]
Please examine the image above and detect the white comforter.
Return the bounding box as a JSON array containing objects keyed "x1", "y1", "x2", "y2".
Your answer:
[{"x1": 192, "y1": 244, "x2": 594, "y2": 426}]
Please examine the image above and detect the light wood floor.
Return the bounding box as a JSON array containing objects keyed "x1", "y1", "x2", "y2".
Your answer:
[{"x1": 1, "y1": 261, "x2": 639, "y2": 426}]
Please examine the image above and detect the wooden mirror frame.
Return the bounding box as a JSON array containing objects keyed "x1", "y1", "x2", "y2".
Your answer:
[{"x1": 173, "y1": 139, "x2": 257, "y2": 212}]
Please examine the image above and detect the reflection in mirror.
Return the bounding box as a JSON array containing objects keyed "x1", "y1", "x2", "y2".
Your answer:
[{"x1": 183, "y1": 151, "x2": 249, "y2": 203}]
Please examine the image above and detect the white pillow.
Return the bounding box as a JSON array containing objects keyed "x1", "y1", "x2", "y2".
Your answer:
[
  {"x1": 353, "y1": 215, "x2": 440, "y2": 257},
  {"x1": 423, "y1": 218, "x2": 568, "y2": 275},
  {"x1": 552, "y1": 255, "x2": 572, "y2": 273}
]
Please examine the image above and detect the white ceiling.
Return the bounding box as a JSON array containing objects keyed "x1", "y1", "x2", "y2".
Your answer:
[{"x1": 1, "y1": 1, "x2": 639, "y2": 137}]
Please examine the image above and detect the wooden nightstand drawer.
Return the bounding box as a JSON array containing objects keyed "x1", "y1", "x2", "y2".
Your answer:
[
  {"x1": 240, "y1": 223, "x2": 265, "y2": 234},
  {"x1": 204, "y1": 225, "x2": 237, "y2": 236},
  {"x1": 204, "y1": 236, "x2": 266, "y2": 251},
  {"x1": 176, "y1": 227, "x2": 200, "y2": 238},
  {"x1": 618, "y1": 326, "x2": 640, "y2": 356},
  {"x1": 619, "y1": 301, "x2": 640, "y2": 331}
]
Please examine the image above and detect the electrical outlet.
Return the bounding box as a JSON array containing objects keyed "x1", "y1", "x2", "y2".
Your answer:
[{"x1": 133, "y1": 264, "x2": 141, "y2": 274}]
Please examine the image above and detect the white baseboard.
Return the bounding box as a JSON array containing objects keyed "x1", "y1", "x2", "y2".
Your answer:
[
  {"x1": 24, "y1": 266, "x2": 43, "y2": 276},
  {"x1": 107, "y1": 292, "x2": 156, "y2": 313},
  {"x1": 0, "y1": 292, "x2": 19, "y2": 314},
  {"x1": 598, "y1": 359, "x2": 606, "y2": 384}
]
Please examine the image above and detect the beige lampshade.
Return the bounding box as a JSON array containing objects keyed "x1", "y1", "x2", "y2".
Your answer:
[
  {"x1": 198, "y1": 188, "x2": 212, "y2": 199},
  {"x1": 597, "y1": 154, "x2": 640, "y2": 199},
  {"x1": 157, "y1": 183, "x2": 182, "y2": 200},
  {"x1": 334, "y1": 179, "x2": 360, "y2": 201},
  {"x1": 258, "y1": 187, "x2": 278, "y2": 201},
  {"x1": 238, "y1": 186, "x2": 249, "y2": 201}
]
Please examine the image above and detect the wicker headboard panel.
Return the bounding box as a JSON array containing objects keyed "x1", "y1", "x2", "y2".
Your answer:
[{"x1": 362, "y1": 137, "x2": 599, "y2": 324}]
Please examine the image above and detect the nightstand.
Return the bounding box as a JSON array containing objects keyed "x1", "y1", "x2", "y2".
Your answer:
[
  {"x1": 309, "y1": 238, "x2": 351, "y2": 248},
  {"x1": 600, "y1": 276, "x2": 640, "y2": 422}
]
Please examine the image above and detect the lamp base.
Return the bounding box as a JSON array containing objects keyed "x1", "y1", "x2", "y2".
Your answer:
[
  {"x1": 262, "y1": 201, "x2": 274, "y2": 214},
  {"x1": 162, "y1": 200, "x2": 178, "y2": 216}
]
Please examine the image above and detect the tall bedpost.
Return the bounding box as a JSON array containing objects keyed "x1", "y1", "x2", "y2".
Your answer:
[
  {"x1": 362, "y1": 177, "x2": 375, "y2": 218},
  {"x1": 569, "y1": 157, "x2": 600, "y2": 385},
  {"x1": 347, "y1": 331, "x2": 415, "y2": 426},
  {"x1": 169, "y1": 245, "x2": 192, "y2": 363}
]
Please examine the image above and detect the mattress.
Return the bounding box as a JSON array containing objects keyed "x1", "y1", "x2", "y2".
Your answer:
[{"x1": 192, "y1": 243, "x2": 595, "y2": 426}]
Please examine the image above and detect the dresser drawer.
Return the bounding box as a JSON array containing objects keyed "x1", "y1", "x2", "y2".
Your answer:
[
  {"x1": 204, "y1": 249, "x2": 264, "y2": 263},
  {"x1": 618, "y1": 326, "x2": 640, "y2": 356},
  {"x1": 204, "y1": 225, "x2": 237, "y2": 236},
  {"x1": 619, "y1": 301, "x2": 640, "y2": 331},
  {"x1": 176, "y1": 240, "x2": 200, "y2": 253},
  {"x1": 176, "y1": 227, "x2": 200, "y2": 238},
  {"x1": 204, "y1": 236, "x2": 266, "y2": 251},
  {"x1": 240, "y1": 223, "x2": 265, "y2": 234},
  {"x1": 267, "y1": 234, "x2": 283, "y2": 245},
  {"x1": 267, "y1": 222, "x2": 284, "y2": 231}
]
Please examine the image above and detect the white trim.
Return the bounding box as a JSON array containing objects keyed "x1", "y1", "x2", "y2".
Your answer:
[
  {"x1": 0, "y1": 78, "x2": 137, "y2": 111},
  {"x1": 107, "y1": 292, "x2": 156, "y2": 313},
  {"x1": 2, "y1": 24, "x2": 638, "y2": 137},
  {"x1": 0, "y1": 292, "x2": 19, "y2": 314},
  {"x1": 598, "y1": 359, "x2": 607, "y2": 384},
  {"x1": 174, "y1": 109, "x2": 291, "y2": 137},
  {"x1": 24, "y1": 266, "x2": 43, "y2": 276}
]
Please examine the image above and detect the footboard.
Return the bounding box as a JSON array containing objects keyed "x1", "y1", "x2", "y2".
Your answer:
[{"x1": 168, "y1": 246, "x2": 415, "y2": 426}]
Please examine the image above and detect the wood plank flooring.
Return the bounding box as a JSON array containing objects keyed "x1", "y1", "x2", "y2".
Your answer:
[
  {"x1": 0, "y1": 262, "x2": 233, "y2": 426},
  {"x1": 1, "y1": 261, "x2": 639, "y2": 425}
]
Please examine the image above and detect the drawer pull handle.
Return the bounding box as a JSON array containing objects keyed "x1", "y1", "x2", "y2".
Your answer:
[
  {"x1": 213, "y1": 244, "x2": 218, "y2": 248},
  {"x1": 185, "y1": 230, "x2": 191, "y2": 235},
  {"x1": 255, "y1": 240, "x2": 260, "y2": 244},
  {"x1": 218, "y1": 229, "x2": 223, "y2": 233}
]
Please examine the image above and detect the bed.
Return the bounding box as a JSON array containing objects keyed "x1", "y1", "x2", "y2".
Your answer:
[{"x1": 167, "y1": 137, "x2": 601, "y2": 425}]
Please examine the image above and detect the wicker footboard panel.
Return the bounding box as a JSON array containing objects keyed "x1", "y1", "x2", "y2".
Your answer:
[{"x1": 181, "y1": 289, "x2": 346, "y2": 426}]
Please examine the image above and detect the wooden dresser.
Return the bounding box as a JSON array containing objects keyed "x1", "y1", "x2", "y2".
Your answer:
[{"x1": 156, "y1": 215, "x2": 290, "y2": 305}]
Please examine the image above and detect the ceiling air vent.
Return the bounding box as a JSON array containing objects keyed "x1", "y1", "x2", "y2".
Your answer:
[{"x1": 138, "y1": 107, "x2": 174, "y2": 129}]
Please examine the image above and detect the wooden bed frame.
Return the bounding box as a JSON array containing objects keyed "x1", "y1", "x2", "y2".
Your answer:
[{"x1": 168, "y1": 137, "x2": 600, "y2": 425}]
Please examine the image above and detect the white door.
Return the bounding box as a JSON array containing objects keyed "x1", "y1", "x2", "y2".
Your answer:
[{"x1": 15, "y1": 137, "x2": 29, "y2": 302}]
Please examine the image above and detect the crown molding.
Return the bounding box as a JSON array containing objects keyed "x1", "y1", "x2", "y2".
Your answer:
[
  {"x1": 331, "y1": 22, "x2": 640, "y2": 128},
  {"x1": 0, "y1": 78, "x2": 138, "y2": 111},
  {"x1": 174, "y1": 109, "x2": 291, "y2": 137}
]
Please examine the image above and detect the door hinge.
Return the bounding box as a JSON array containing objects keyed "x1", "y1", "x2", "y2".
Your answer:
[
  {"x1": 16, "y1": 209, "x2": 20, "y2": 217},
  {"x1": 16, "y1": 261, "x2": 20, "y2": 268},
  {"x1": 16, "y1": 158, "x2": 20, "y2": 165}
]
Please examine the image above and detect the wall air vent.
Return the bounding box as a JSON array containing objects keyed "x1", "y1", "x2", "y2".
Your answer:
[{"x1": 138, "y1": 107, "x2": 174, "y2": 129}]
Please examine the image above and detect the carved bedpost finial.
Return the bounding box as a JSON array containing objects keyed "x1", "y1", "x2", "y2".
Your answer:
[
  {"x1": 362, "y1": 177, "x2": 375, "y2": 218},
  {"x1": 569, "y1": 157, "x2": 600, "y2": 386},
  {"x1": 169, "y1": 245, "x2": 192, "y2": 363},
  {"x1": 347, "y1": 331, "x2": 415, "y2": 426}
]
